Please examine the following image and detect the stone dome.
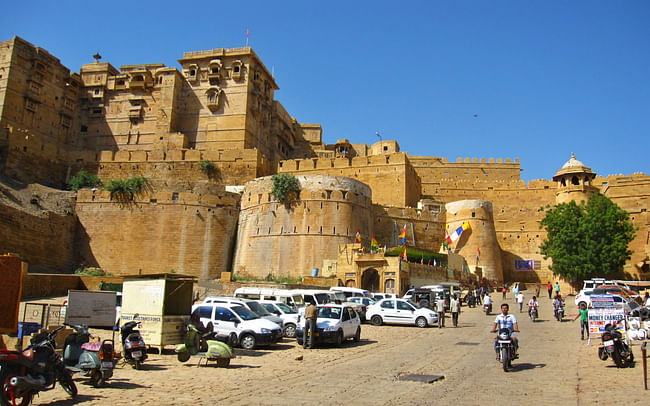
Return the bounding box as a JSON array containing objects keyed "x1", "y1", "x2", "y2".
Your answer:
[{"x1": 553, "y1": 152, "x2": 595, "y2": 180}]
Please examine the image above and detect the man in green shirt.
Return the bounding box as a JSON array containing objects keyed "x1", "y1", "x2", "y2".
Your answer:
[{"x1": 573, "y1": 303, "x2": 589, "y2": 340}]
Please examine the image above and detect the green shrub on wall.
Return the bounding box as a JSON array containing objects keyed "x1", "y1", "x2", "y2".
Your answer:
[
  {"x1": 104, "y1": 176, "x2": 149, "y2": 201},
  {"x1": 271, "y1": 174, "x2": 300, "y2": 202},
  {"x1": 68, "y1": 170, "x2": 101, "y2": 191}
]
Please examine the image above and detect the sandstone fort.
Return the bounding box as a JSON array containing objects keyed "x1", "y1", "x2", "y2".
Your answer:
[{"x1": 1, "y1": 36, "x2": 648, "y2": 294}]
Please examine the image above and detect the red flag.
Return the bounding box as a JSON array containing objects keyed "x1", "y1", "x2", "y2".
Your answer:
[
  {"x1": 402, "y1": 245, "x2": 408, "y2": 260},
  {"x1": 476, "y1": 248, "x2": 481, "y2": 265},
  {"x1": 355, "y1": 229, "x2": 361, "y2": 243},
  {"x1": 246, "y1": 29, "x2": 250, "y2": 37}
]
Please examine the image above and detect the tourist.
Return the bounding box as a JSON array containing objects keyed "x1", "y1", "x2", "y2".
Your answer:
[
  {"x1": 436, "y1": 296, "x2": 446, "y2": 328},
  {"x1": 554, "y1": 281, "x2": 560, "y2": 297},
  {"x1": 573, "y1": 303, "x2": 589, "y2": 340},
  {"x1": 450, "y1": 294, "x2": 461, "y2": 327},
  {"x1": 303, "y1": 300, "x2": 318, "y2": 349},
  {"x1": 547, "y1": 282, "x2": 552, "y2": 299},
  {"x1": 517, "y1": 291, "x2": 525, "y2": 313}
]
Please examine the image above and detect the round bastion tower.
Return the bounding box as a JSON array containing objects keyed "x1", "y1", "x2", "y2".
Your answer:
[
  {"x1": 232, "y1": 175, "x2": 373, "y2": 280},
  {"x1": 444, "y1": 200, "x2": 503, "y2": 282}
]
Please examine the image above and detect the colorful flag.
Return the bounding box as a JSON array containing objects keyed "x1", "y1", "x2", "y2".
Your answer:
[
  {"x1": 355, "y1": 229, "x2": 361, "y2": 243},
  {"x1": 476, "y1": 248, "x2": 481, "y2": 265},
  {"x1": 371, "y1": 234, "x2": 379, "y2": 252},
  {"x1": 449, "y1": 221, "x2": 470, "y2": 243},
  {"x1": 398, "y1": 224, "x2": 407, "y2": 245},
  {"x1": 402, "y1": 245, "x2": 408, "y2": 260}
]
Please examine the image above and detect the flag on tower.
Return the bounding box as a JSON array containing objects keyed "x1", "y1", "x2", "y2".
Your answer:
[
  {"x1": 355, "y1": 229, "x2": 361, "y2": 243},
  {"x1": 476, "y1": 248, "x2": 481, "y2": 265},
  {"x1": 402, "y1": 245, "x2": 408, "y2": 260},
  {"x1": 449, "y1": 222, "x2": 470, "y2": 243},
  {"x1": 398, "y1": 224, "x2": 407, "y2": 245}
]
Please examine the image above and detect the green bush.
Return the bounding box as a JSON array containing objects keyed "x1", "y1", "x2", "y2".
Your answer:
[
  {"x1": 199, "y1": 160, "x2": 216, "y2": 175},
  {"x1": 104, "y1": 176, "x2": 149, "y2": 200},
  {"x1": 68, "y1": 170, "x2": 101, "y2": 191},
  {"x1": 74, "y1": 267, "x2": 111, "y2": 276},
  {"x1": 271, "y1": 174, "x2": 300, "y2": 202}
]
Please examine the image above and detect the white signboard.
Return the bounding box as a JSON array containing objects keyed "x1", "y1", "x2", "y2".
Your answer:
[
  {"x1": 65, "y1": 290, "x2": 117, "y2": 327},
  {"x1": 588, "y1": 307, "x2": 626, "y2": 336}
]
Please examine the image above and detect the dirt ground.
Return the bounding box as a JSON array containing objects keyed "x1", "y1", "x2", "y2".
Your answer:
[{"x1": 26, "y1": 296, "x2": 649, "y2": 406}]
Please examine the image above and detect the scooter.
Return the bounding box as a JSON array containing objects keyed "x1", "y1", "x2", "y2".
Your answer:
[
  {"x1": 483, "y1": 302, "x2": 492, "y2": 315},
  {"x1": 598, "y1": 323, "x2": 634, "y2": 368},
  {"x1": 63, "y1": 324, "x2": 115, "y2": 387},
  {"x1": 120, "y1": 320, "x2": 147, "y2": 369},
  {"x1": 528, "y1": 305, "x2": 538, "y2": 322},
  {"x1": 0, "y1": 326, "x2": 77, "y2": 406},
  {"x1": 175, "y1": 322, "x2": 235, "y2": 367},
  {"x1": 555, "y1": 305, "x2": 564, "y2": 321}
]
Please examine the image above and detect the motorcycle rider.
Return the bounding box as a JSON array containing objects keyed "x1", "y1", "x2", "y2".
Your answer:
[
  {"x1": 491, "y1": 303, "x2": 519, "y2": 360},
  {"x1": 483, "y1": 293, "x2": 492, "y2": 312},
  {"x1": 552, "y1": 294, "x2": 565, "y2": 319},
  {"x1": 527, "y1": 295, "x2": 539, "y2": 318}
]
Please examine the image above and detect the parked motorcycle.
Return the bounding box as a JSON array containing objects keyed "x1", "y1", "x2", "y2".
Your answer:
[
  {"x1": 483, "y1": 302, "x2": 492, "y2": 315},
  {"x1": 598, "y1": 323, "x2": 634, "y2": 368},
  {"x1": 555, "y1": 305, "x2": 564, "y2": 322},
  {"x1": 175, "y1": 322, "x2": 235, "y2": 367},
  {"x1": 120, "y1": 320, "x2": 147, "y2": 370},
  {"x1": 529, "y1": 305, "x2": 538, "y2": 322},
  {"x1": 63, "y1": 324, "x2": 115, "y2": 387},
  {"x1": 495, "y1": 328, "x2": 517, "y2": 372},
  {"x1": 0, "y1": 326, "x2": 77, "y2": 406}
]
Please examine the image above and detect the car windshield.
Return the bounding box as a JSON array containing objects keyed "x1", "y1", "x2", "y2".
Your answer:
[
  {"x1": 247, "y1": 301, "x2": 272, "y2": 316},
  {"x1": 407, "y1": 300, "x2": 423, "y2": 308},
  {"x1": 275, "y1": 302, "x2": 296, "y2": 314},
  {"x1": 231, "y1": 305, "x2": 259, "y2": 320},
  {"x1": 318, "y1": 307, "x2": 342, "y2": 320},
  {"x1": 314, "y1": 293, "x2": 330, "y2": 304}
]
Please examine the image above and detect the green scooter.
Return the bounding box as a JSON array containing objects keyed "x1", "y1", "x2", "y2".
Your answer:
[{"x1": 175, "y1": 320, "x2": 235, "y2": 367}]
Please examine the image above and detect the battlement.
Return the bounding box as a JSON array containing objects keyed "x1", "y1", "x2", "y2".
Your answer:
[
  {"x1": 377, "y1": 205, "x2": 444, "y2": 221},
  {"x1": 69, "y1": 148, "x2": 264, "y2": 165},
  {"x1": 409, "y1": 156, "x2": 520, "y2": 165},
  {"x1": 76, "y1": 188, "x2": 240, "y2": 207},
  {"x1": 277, "y1": 152, "x2": 408, "y2": 173}
]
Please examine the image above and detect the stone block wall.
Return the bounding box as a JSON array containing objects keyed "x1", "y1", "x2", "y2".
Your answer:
[{"x1": 74, "y1": 189, "x2": 240, "y2": 279}]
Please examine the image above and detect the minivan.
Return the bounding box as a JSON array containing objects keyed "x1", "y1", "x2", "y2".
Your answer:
[
  {"x1": 233, "y1": 287, "x2": 304, "y2": 309},
  {"x1": 330, "y1": 287, "x2": 372, "y2": 298},
  {"x1": 191, "y1": 303, "x2": 283, "y2": 350},
  {"x1": 202, "y1": 296, "x2": 284, "y2": 329}
]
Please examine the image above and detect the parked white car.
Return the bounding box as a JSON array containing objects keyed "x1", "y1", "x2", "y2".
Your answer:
[
  {"x1": 202, "y1": 296, "x2": 284, "y2": 329},
  {"x1": 295, "y1": 304, "x2": 361, "y2": 346},
  {"x1": 259, "y1": 300, "x2": 299, "y2": 338},
  {"x1": 365, "y1": 298, "x2": 438, "y2": 327},
  {"x1": 191, "y1": 303, "x2": 283, "y2": 349}
]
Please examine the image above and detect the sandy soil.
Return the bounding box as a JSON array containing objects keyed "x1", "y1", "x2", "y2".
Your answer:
[{"x1": 25, "y1": 296, "x2": 649, "y2": 406}]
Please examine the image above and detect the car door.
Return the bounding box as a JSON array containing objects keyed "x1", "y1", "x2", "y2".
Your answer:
[
  {"x1": 379, "y1": 299, "x2": 397, "y2": 323},
  {"x1": 212, "y1": 306, "x2": 239, "y2": 337},
  {"x1": 395, "y1": 300, "x2": 416, "y2": 324},
  {"x1": 195, "y1": 305, "x2": 214, "y2": 328},
  {"x1": 346, "y1": 307, "x2": 359, "y2": 336}
]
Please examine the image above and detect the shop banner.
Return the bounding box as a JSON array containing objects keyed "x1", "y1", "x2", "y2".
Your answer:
[{"x1": 588, "y1": 307, "x2": 626, "y2": 335}]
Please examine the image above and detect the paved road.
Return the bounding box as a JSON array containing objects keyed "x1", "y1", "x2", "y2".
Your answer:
[{"x1": 31, "y1": 296, "x2": 647, "y2": 405}]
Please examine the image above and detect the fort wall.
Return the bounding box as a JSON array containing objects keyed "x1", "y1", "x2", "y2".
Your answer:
[
  {"x1": 233, "y1": 175, "x2": 373, "y2": 280},
  {"x1": 0, "y1": 202, "x2": 77, "y2": 273},
  {"x1": 74, "y1": 189, "x2": 240, "y2": 279}
]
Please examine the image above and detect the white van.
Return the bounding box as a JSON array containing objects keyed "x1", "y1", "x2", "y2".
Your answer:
[
  {"x1": 291, "y1": 289, "x2": 337, "y2": 306},
  {"x1": 191, "y1": 302, "x2": 283, "y2": 350},
  {"x1": 330, "y1": 287, "x2": 372, "y2": 298},
  {"x1": 233, "y1": 287, "x2": 304, "y2": 309}
]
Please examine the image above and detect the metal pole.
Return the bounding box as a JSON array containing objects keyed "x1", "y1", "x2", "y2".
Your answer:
[{"x1": 643, "y1": 342, "x2": 647, "y2": 390}]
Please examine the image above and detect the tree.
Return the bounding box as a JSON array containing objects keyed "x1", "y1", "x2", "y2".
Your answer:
[
  {"x1": 68, "y1": 170, "x2": 101, "y2": 191},
  {"x1": 270, "y1": 174, "x2": 300, "y2": 202},
  {"x1": 539, "y1": 194, "x2": 636, "y2": 281}
]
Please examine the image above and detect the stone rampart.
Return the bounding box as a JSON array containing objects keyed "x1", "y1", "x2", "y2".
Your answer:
[
  {"x1": 232, "y1": 175, "x2": 373, "y2": 280},
  {"x1": 74, "y1": 189, "x2": 240, "y2": 279},
  {"x1": 0, "y1": 202, "x2": 77, "y2": 273}
]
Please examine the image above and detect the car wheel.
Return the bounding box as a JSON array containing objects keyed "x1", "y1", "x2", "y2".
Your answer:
[
  {"x1": 240, "y1": 333, "x2": 256, "y2": 350},
  {"x1": 335, "y1": 330, "x2": 343, "y2": 346},
  {"x1": 284, "y1": 323, "x2": 297, "y2": 338},
  {"x1": 353, "y1": 327, "x2": 361, "y2": 342},
  {"x1": 371, "y1": 315, "x2": 383, "y2": 326},
  {"x1": 416, "y1": 316, "x2": 427, "y2": 328}
]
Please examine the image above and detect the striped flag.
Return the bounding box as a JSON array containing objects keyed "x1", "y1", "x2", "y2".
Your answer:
[
  {"x1": 398, "y1": 224, "x2": 407, "y2": 245},
  {"x1": 449, "y1": 222, "x2": 470, "y2": 243},
  {"x1": 371, "y1": 234, "x2": 379, "y2": 252},
  {"x1": 355, "y1": 229, "x2": 361, "y2": 243}
]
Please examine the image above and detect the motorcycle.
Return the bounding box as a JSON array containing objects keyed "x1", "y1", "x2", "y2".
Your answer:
[
  {"x1": 0, "y1": 326, "x2": 77, "y2": 406},
  {"x1": 555, "y1": 305, "x2": 564, "y2": 322},
  {"x1": 598, "y1": 323, "x2": 634, "y2": 368},
  {"x1": 175, "y1": 322, "x2": 235, "y2": 368},
  {"x1": 63, "y1": 324, "x2": 115, "y2": 387},
  {"x1": 528, "y1": 305, "x2": 538, "y2": 322},
  {"x1": 120, "y1": 320, "x2": 147, "y2": 370},
  {"x1": 483, "y1": 302, "x2": 492, "y2": 315},
  {"x1": 495, "y1": 328, "x2": 517, "y2": 372}
]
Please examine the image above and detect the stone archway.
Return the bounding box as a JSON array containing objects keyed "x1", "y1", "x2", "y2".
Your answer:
[{"x1": 361, "y1": 268, "x2": 380, "y2": 292}]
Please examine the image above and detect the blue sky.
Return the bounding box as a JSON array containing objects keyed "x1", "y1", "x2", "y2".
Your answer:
[{"x1": 2, "y1": 1, "x2": 648, "y2": 181}]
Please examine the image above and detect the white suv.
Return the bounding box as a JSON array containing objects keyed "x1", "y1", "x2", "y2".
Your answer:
[
  {"x1": 295, "y1": 304, "x2": 361, "y2": 347},
  {"x1": 191, "y1": 303, "x2": 283, "y2": 349}
]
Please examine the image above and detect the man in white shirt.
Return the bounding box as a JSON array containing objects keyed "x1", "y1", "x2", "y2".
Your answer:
[
  {"x1": 435, "y1": 297, "x2": 446, "y2": 328},
  {"x1": 491, "y1": 303, "x2": 519, "y2": 360}
]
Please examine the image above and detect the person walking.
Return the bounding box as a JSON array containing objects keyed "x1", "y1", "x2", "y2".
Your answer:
[
  {"x1": 303, "y1": 300, "x2": 318, "y2": 349},
  {"x1": 450, "y1": 294, "x2": 461, "y2": 327},
  {"x1": 554, "y1": 281, "x2": 560, "y2": 297},
  {"x1": 513, "y1": 283, "x2": 519, "y2": 304},
  {"x1": 535, "y1": 281, "x2": 541, "y2": 298},
  {"x1": 435, "y1": 296, "x2": 446, "y2": 328},
  {"x1": 517, "y1": 291, "x2": 525, "y2": 313},
  {"x1": 502, "y1": 286, "x2": 507, "y2": 300},
  {"x1": 547, "y1": 282, "x2": 552, "y2": 299},
  {"x1": 573, "y1": 303, "x2": 589, "y2": 340},
  {"x1": 475, "y1": 287, "x2": 482, "y2": 305}
]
